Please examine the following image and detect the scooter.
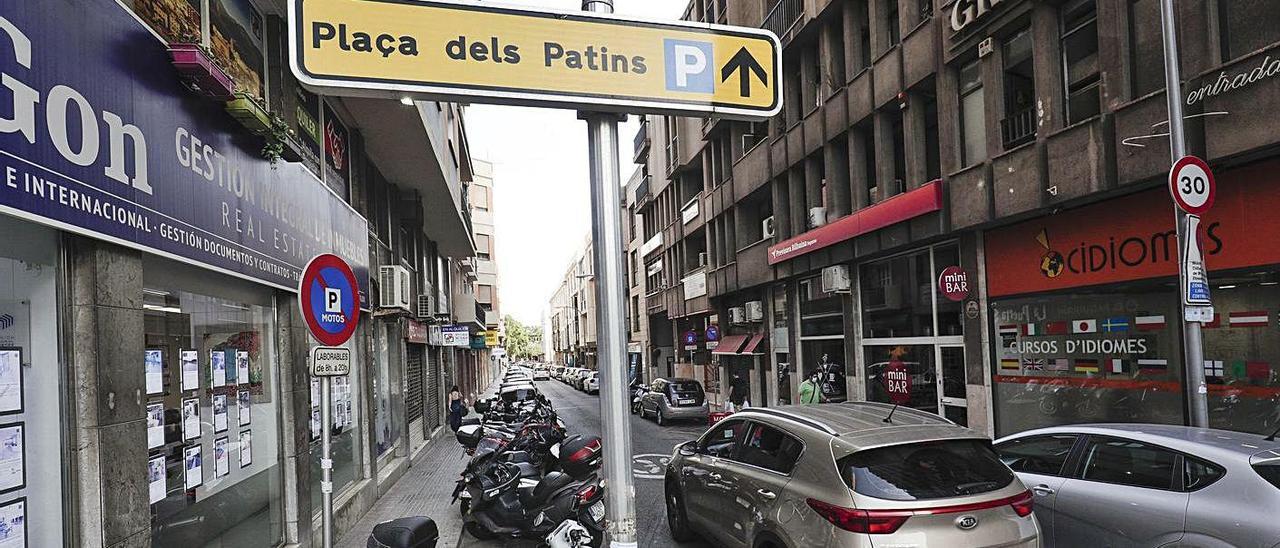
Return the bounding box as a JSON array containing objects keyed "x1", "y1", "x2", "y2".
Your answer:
[{"x1": 630, "y1": 386, "x2": 647, "y2": 415}]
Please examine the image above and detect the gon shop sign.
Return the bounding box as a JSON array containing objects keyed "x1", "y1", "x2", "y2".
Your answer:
[{"x1": 0, "y1": 2, "x2": 369, "y2": 298}]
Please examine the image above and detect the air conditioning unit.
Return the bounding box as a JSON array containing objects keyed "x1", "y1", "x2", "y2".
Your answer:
[
  {"x1": 761, "y1": 216, "x2": 776, "y2": 239},
  {"x1": 821, "y1": 265, "x2": 852, "y2": 294},
  {"x1": 378, "y1": 265, "x2": 412, "y2": 311},
  {"x1": 416, "y1": 294, "x2": 433, "y2": 319},
  {"x1": 697, "y1": 252, "x2": 708, "y2": 267},
  {"x1": 808, "y1": 207, "x2": 827, "y2": 228},
  {"x1": 745, "y1": 301, "x2": 765, "y2": 322},
  {"x1": 729, "y1": 307, "x2": 747, "y2": 324}
]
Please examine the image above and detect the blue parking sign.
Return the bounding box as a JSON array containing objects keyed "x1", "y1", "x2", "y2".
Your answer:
[{"x1": 664, "y1": 39, "x2": 715, "y2": 93}]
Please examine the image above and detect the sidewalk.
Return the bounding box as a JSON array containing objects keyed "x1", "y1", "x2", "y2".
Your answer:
[
  {"x1": 336, "y1": 379, "x2": 502, "y2": 548},
  {"x1": 334, "y1": 430, "x2": 471, "y2": 548}
]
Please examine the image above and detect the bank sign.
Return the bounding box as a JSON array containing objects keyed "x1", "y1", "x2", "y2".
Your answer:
[{"x1": 0, "y1": 2, "x2": 370, "y2": 297}]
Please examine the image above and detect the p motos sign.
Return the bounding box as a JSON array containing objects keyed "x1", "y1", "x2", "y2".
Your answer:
[
  {"x1": 288, "y1": 0, "x2": 781, "y2": 119},
  {"x1": 299, "y1": 254, "x2": 361, "y2": 346}
]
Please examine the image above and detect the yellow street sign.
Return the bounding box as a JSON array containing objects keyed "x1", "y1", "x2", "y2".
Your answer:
[
  {"x1": 484, "y1": 330, "x2": 500, "y2": 347},
  {"x1": 288, "y1": 0, "x2": 782, "y2": 119}
]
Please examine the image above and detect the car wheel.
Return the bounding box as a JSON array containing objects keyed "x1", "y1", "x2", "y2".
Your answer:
[
  {"x1": 666, "y1": 481, "x2": 695, "y2": 542},
  {"x1": 657, "y1": 408, "x2": 667, "y2": 426}
]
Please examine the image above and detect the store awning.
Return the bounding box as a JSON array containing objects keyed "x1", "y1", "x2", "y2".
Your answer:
[
  {"x1": 741, "y1": 334, "x2": 766, "y2": 355},
  {"x1": 711, "y1": 335, "x2": 749, "y2": 355}
]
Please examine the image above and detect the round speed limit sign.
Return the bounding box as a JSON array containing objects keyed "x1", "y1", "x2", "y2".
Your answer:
[{"x1": 1169, "y1": 156, "x2": 1215, "y2": 215}]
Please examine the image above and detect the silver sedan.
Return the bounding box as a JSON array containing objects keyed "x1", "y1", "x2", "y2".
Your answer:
[{"x1": 995, "y1": 423, "x2": 1280, "y2": 548}]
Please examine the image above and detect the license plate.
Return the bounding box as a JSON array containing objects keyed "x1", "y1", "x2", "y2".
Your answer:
[
  {"x1": 588, "y1": 500, "x2": 606, "y2": 521},
  {"x1": 679, "y1": 399, "x2": 695, "y2": 405}
]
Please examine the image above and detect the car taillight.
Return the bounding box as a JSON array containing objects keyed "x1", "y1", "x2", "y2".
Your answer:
[
  {"x1": 806, "y1": 499, "x2": 911, "y2": 534},
  {"x1": 575, "y1": 484, "x2": 599, "y2": 507},
  {"x1": 806, "y1": 491, "x2": 1036, "y2": 534},
  {"x1": 1008, "y1": 490, "x2": 1034, "y2": 517},
  {"x1": 569, "y1": 439, "x2": 602, "y2": 463}
]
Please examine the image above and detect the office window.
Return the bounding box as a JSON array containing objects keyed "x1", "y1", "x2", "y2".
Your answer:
[
  {"x1": 477, "y1": 284, "x2": 493, "y2": 303},
  {"x1": 1001, "y1": 28, "x2": 1036, "y2": 149},
  {"x1": 884, "y1": 0, "x2": 901, "y2": 49},
  {"x1": 1128, "y1": 0, "x2": 1164, "y2": 98},
  {"x1": 470, "y1": 185, "x2": 490, "y2": 211},
  {"x1": 959, "y1": 59, "x2": 987, "y2": 167},
  {"x1": 1062, "y1": 0, "x2": 1101, "y2": 125},
  {"x1": 1218, "y1": 0, "x2": 1280, "y2": 62},
  {"x1": 475, "y1": 234, "x2": 492, "y2": 261}
]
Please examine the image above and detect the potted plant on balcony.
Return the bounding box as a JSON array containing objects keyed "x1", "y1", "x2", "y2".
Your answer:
[
  {"x1": 225, "y1": 91, "x2": 273, "y2": 135},
  {"x1": 260, "y1": 113, "x2": 294, "y2": 168},
  {"x1": 167, "y1": 33, "x2": 235, "y2": 100}
]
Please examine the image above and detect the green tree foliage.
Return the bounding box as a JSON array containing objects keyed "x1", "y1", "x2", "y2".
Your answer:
[{"x1": 504, "y1": 315, "x2": 543, "y2": 360}]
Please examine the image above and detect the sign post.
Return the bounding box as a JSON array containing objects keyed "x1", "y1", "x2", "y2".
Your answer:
[
  {"x1": 299, "y1": 254, "x2": 361, "y2": 548},
  {"x1": 1158, "y1": 0, "x2": 1210, "y2": 427},
  {"x1": 287, "y1": 2, "x2": 781, "y2": 544},
  {"x1": 882, "y1": 352, "x2": 911, "y2": 423}
]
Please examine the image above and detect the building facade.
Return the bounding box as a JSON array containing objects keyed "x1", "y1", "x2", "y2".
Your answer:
[
  {"x1": 0, "y1": 1, "x2": 488, "y2": 546},
  {"x1": 549, "y1": 239, "x2": 599, "y2": 370},
  {"x1": 631, "y1": 0, "x2": 1280, "y2": 437}
]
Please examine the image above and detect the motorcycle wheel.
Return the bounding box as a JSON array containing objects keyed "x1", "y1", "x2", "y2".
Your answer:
[
  {"x1": 465, "y1": 520, "x2": 497, "y2": 540},
  {"x1": 458, "y1": 497, "x2": 470, "y2": 516}
]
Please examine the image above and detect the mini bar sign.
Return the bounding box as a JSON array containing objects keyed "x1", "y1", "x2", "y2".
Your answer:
[
  {"x1": 951, "y1": 0, "x2": 1015, "y2": 33},
  {"x1": 289, "y1": 0, "x2": 781, "y2": 119}
]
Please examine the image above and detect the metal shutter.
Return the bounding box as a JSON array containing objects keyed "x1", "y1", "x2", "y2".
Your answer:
[{"x1": 425, "y1": 348, "x2": 441, "y2": 431}]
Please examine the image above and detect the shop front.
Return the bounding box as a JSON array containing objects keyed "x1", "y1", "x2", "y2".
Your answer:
[
  {"x1": 0, "y1": 2, "x2": 371, "y2": 545},
  {"x1": 986, "y1": 159, "x2": 1280, "y2": 437},
  {"x1": 857, "y1": 243, "x2": 970, "y2": 425}
]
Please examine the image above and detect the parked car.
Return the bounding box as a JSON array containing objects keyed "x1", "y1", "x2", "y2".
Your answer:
[
  {"x1": 583, "y1": 372, "x2": 599, "y2": 394},
  {"x1": 995, "y1": 423, "x2": 1280, "y2": 548},
  {"x1": 533, "y1": 368, "x2": 551, "y2": 381},
  {"x1": 639, "y1": 378, "x2": 709, "y2": 426},
  {"x1": 665, "y1": 403, "x2": 1039, "y2": 548}
]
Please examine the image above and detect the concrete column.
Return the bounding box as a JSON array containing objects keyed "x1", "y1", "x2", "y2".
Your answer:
[
  {"x1": 848, "y1": 128, "x2": 870, "y2": 211},
  {"x1": 826, "y1": 139, "x2": 851, "y2": 218},
  {"x1": 982, "y1": 42, "x2": 1007, "y2": 159},
  {"x1": 843, "y1": 0, "x2": 867, "y2": 75},
  {"x1": 69, "y1": 238, "x2": 148, "y2": 548},
  {"x1": 788, "y1": 168, "x2": 806, "y2": 236},
  {"x1": 903, "y1": 92, "x2": 929, "y2": 189},
  {"x1": 937, "y1": 61, "x2": 963, "y2": 175},
  {"x1": 277, "y1": 293, "x2": 315, "y2": 547},
  {"x1": 873, "y1": 111, "x2": 897, "y2": 200},
  {"x1": 1031, "y1": 3, "x2": 1065, "y2": 135},
  {"x1": 771, "y1": 177, "x2": 791, "y2": 240},
  {"x1": 800, "y1": 47, "x2": 819, "y2": 113},
  {"x1": 868, "y1": 0, "x2": 889, "y2": 57}
]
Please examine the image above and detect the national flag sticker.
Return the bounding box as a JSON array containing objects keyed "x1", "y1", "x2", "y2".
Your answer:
[
  {"x1": 1072, "y1": 319, "x2": 1098, "y2": 334},
  {"x1": 1138, "y1": 359, "x2": 1169, "y2": 374},
  {"x1": 1204, "y1": 359, "x2": 1225, "y2": 378},
  {"x1": 1020, "y1": 323, "x2": 1039, "y2": 336},
  {"x1": 1135, "y1": 315, "x2": 1166, "y2": 331},
  {"x1": 1228, "y1": 311, "x2": 1268, "y2": 328},
  {"x1": 1109, "y1": 358, "x2": 1128, "y2": 374},
  {"x1": 1074, "y1": 359, "x2": 1100, "y2": 373},
  {"x1": 1000, "y1": 358, "x2": 1021, "y2": 370},
  {"x1": 1101, "y1": 317, "x2": 1129, "y2": 332}
]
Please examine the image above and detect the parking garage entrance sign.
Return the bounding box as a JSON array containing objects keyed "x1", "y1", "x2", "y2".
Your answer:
[{"x1": 288, "y1": 0, "x2": 781, "y2": 119}]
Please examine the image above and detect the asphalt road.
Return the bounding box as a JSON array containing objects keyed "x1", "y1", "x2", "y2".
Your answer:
[{"x1": 458, "y1": 377, "x2": 714, "y2": 547}]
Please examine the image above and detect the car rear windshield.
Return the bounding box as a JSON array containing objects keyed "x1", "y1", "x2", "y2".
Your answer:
[
  {"x1": 1255, "y1": 463, "x2": 1280, "y2": 489},
  {"x1": 501, "y1": 389, "x2": 535, "y2": 402},
  {"x1": 838, "y1": 439, "x2": 1015, "y2": 501},
  {"x1": 668, "y1": 381, "x2": 703, "y2": 394}
]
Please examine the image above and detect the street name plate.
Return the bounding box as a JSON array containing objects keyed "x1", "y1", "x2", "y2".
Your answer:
[
  {"x1": 311, "y1": 346, "x2": 352, "y2": 377},
  {"x1": 288, "y1": 0, "x2": 781, "y2": 119}
]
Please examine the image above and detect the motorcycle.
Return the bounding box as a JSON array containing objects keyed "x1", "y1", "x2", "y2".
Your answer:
[
  {"x1": 453, "y1": 434, "x2": 606, "y2": 545},
  {"x1": 630, "y1": 386, "x2": 647, "y2": 415},
  {"x1": 367, "y1": 516, "x2": 594, "y2": 548}
]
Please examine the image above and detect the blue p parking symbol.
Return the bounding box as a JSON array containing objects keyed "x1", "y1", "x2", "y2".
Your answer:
[{"x1": 664, "y1": 39, "x2": 714, "y2": 93}]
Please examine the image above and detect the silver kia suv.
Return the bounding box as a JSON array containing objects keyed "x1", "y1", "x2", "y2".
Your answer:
[{"x1": 664, "y1": 402, "x2": 1040, "y2": 547}]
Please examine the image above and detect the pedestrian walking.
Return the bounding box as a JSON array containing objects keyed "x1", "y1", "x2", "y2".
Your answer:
[
  {"x1": 727, "y1": 371, "x2": 750, "y2": 412},
  {"x1": 448, "y1": 385, "x2": 466, "y2": 431},
  {"x1": 799, "y1": 371, "x2": 825, "y2": 404}
]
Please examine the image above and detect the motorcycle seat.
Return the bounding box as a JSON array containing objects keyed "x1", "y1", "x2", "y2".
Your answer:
[{"x1": 523, "y1": 471, "x2": 575, "y2": 507}]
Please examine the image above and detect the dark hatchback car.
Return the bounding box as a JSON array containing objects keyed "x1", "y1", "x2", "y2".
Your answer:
[{"x1": 639, "y1": 378, "x2": 710, "y2": 426}]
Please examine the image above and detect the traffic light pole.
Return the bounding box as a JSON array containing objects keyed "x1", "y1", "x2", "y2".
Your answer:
[
  {"x1": 1158, "y1": 0, "x2": 1209, "y2": 427},
  {"x1": 581, "y1": 3, "x2": 639, "y2": 545}
]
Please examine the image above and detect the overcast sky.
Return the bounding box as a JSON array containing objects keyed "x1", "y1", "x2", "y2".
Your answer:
[{"x1": 468, "y1": 0, "x2": 689, "y2": 327}]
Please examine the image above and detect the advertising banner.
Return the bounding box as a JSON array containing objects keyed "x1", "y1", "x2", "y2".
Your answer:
[
  {"x1": 0, "y1": 1, "x2": 369, "y2": 297},
  {"x1": 441, "y1": 325, "x2": 470, "y2": 347}
]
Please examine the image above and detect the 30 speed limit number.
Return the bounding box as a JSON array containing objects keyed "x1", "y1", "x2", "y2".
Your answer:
[{"x1": 1169, "y1": 155, "x2": 1216, "y2": 215}]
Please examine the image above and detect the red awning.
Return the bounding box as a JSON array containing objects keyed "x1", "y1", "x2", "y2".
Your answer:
[
  {"x1": 740, "y1": 334, "x2": 766, "y2": 355},
  {"x1": 711, "y1": 335, "x2": 749, "y2": 355}
]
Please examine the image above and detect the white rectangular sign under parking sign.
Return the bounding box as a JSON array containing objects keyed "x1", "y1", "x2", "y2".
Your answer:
[{"x1": 311, "y1": 346, "x2": 351, "y2": 377}]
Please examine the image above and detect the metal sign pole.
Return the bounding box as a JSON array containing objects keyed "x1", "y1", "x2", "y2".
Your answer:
[
  {"x1": 581, "y1": 3, "x2": 638, "y2": 545},
  {"x1": 320, "y1": 375, "x2": 334, "y2": 548},
  {"x1": 1158, "y1": 0, "x2": 1209, "y2": 427}
]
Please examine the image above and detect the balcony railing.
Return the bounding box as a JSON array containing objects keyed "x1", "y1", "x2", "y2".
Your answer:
[
  {"x1": 633, "y1": 122, "x2": 650, "y2": 160},
  {"x1": 1000, "y1": 108, "x2": 1037, "y2": 150},
  {"x1": 763, "y1": 0, "x2": 802, "y2": 40},
  {"x1": 635, "y1": 175, "x2": 651, "y2": 207}
]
